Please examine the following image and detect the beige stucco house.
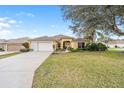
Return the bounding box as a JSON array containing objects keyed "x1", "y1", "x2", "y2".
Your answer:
[
  {"x1": 0, "y1": 37, "x2": 29, "y2": 51},
  {"x1": 30, "y1": 35, "x2": 85, "y2": 51},
  {"x1": 0, "y1": 35, "x2": 85, "y2": 51}
]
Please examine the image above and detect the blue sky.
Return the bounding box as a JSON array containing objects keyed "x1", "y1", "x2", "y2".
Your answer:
[
  {"x1": 0, "y1": 5, "x2": 74, "y2": 39},
  {"x1": 0, "y1": 5, "x2": 124, "y2": 39}
]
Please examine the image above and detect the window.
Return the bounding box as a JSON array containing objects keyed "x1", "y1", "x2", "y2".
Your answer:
[{"x1": 78, "y1": 42, "x2": 85, "y2": 49}]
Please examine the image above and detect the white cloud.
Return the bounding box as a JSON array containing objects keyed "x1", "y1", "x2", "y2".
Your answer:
[
  {"x1": 0, "y1": 17, "x2": 17, "y2": 29},
  {"x1": 27, "y1": 13, "x2": 35, "y2": 17},
  {"x1": 15, "y1": 25, "x2": 20, "y2": 27},
  {"x1": 15, "y1": 12, "x2": 24, "y2": 16},
  {"x1": 0, "y1": 17, "x2": 18, "y2": 39},
  {"x1": 0, "y1": 26, "x2": 2, "y2": 30},
  {"x1": 33, "y1": 30, "x2": 37, "y2": 32},
  {"x1": 0, "y1": 30, "x2": 12, "y2": 36},
  {"x1": 18, "y1": 29, "x2": 25, "y2": 32},
  {"x1": 50, "y1": 25, "x2": 56, "y2": 28},
  {"x1": 8, "y1": 20, "x2": 17, "y2": 24},
  {"x1": 19, "y1": 21, "x2": 23, "y2": 24},
  {"x1": 0, "y1": 17, "x2": 9, "y2": 22},
  {"x1": 16, "y1": 12, "x2": 35, "y2": 17},
  {"x1": 0, "y1": 22, "x2": 11, "y2": 28}
]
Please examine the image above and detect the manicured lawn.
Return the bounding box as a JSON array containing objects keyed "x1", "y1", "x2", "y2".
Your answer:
[
  {"x1": 0, "y1": 52, "x2": 20, "y2": 59},
  {"x1": 108, "y1": 48, "x2": 124, "y2": 51},
  {"x1": 32, "y1": 51, "x2": 124, "y2": 88}
]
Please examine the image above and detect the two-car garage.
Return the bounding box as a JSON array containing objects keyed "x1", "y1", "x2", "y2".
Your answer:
[{"x1": 31, "y1": 41, "x2": 54, "y2": 51}]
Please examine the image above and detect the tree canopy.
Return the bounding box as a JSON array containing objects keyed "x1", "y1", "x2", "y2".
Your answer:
[{"x1": 61, "y1": 5, "x2": 124, "y2": 38}]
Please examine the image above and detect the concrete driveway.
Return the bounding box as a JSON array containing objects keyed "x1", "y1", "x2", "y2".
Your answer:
[{"x1": 0, "y1": 51, "x2": 52, "y2": 88}]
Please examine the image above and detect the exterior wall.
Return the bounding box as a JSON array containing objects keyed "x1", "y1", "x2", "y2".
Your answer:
[
  {"x1": 30, "y1": 39, "x2": 86, "y2": 51},
  {"x1": 29, "y1": 41, "x2": 31, "y2": 49},
  {"x1": 60, "y1": 38, "x2": 73, "y2": 49},
  {"x1": 53, "y1": 41, "x2": 58, "y2": 50},
  {"x1": 7, "y1": 43, "x2": 24, "y2": 51},
  {"x1": 30, "y1": 41, "x2": 38, "y2": 51},
  {"x1": 71, "y1": 41, "x2": 78, "y2": 49},
  {"x1": 4, "y1": 44, "x2": 8, "y2": 51}
]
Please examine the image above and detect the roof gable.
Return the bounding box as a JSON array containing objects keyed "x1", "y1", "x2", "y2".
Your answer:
[
  {"x1": 30, "y1": 36, "x2": 55, "y2": 41},
  {"x1": 52, "y1": 34, "x2": 74, "y2": 40},
  {"x1": 30, "y1": 34, "x2": 75, "y2": 41}
]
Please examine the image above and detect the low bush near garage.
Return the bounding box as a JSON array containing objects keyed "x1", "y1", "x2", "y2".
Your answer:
[
  {"x1": 0, "y1": 48, "x2": 4, "y2": 51},
  {"x1": 20, "y1": 42, "x2": 31, "y2": 52},
  {"x1": 20, "y1": 48, "x2": 30, "y2": 52}
]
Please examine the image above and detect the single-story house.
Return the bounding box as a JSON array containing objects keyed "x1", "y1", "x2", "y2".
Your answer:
[
  {"x1": 0, "y1": 37, "x2": 29, "y2": 51},
  {"x1": 106, "y1": 40, "x2": 124, "y2": 48},
  {"x1": 0, "y1": 39, "x2": 8, "y2": 51},
  {"x1": 30, "y1": 34, "x2": 85, "y2": 51}
]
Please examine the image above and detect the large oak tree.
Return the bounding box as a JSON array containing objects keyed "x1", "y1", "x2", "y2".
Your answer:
[{"x1": 61, "y1": 5, "x2": 124, "y2": 42}]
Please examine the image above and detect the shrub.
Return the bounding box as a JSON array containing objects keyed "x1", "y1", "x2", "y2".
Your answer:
[
  {"x1": 86, "y1": 43, "x2": 107, "y2": 51},
  {"x1": 115, "y1": 45, "x2": 118, "y2": 48},
  {"x1": 0, "y1": 48, "x2": 4, "y2": 51},
  {"x1": 22, "y1": 42, "x2": 30, "y2": 49},
  {"x1": 86, "y1": 43, "x2": 98, "y2": 51},
  {"x1": 20, "y1": 48, "x2": 30, "y2": 52},
  {"x1": 97, "y1": 43, "x2": 107, "y2": 51},
  {"x1": 21, "y1": 42, "x2": 30, "y2": 52}
]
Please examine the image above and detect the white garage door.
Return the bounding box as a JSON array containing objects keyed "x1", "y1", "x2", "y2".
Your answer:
[
  {"x1": 38, "y1": 42, "x2": 53, "y2": 51},
  {"x1": 31, "y1": 41, "x2": 53, "y2": 51}
]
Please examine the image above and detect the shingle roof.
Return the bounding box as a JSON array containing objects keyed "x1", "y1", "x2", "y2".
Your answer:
[
  {"x1": 74, "y1": 38, "x2": 84, "y2": 42},
  {"x1": 52, "y1": 34, "x2": 74, "y2": 40},
  {"x1": 7, "y1": 37, "x2": 29, "y2": 44},
  {"x1": 0, "y1": 39, "x2": 7, "y2": 43},
  {"x1": 30, "y1": 36, "x2": 55, "y2": 41},
  {"x1": 30, "y1": 34, "x2": 74, "y2": 41}
]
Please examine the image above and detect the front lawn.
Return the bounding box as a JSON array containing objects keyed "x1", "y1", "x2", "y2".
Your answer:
[
  {"x1": 32, "y1": 51, "x2": 124, "y2": 88},
  {"x1": 108, "y1": 48, "x2": 124, "y2": 52},
  {"x1": 0, "y1": 52, "x2": 20, "y2": 59}
]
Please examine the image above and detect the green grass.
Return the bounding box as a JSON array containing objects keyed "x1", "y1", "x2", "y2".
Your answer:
[
  {"x1": 0, "y1": 52, "x2": 20, "y2": 59},
  {"x1": 108, "y1": 48, "x2": 124, "y2": 52},
  {"x1": 32, "y1": 51, "x2": 124, "y2": 88}
]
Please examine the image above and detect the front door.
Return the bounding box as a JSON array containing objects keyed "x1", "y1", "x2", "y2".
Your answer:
[{"x1": 63, "y1": 41, "x2": 70, "y2": 49}]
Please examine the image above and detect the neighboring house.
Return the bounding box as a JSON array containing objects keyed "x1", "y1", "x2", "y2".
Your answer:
[
  {"x1": 106, "y1": 40, "x2": 124, "y2": 48},
  {"x1": 0, "y1": 39, "x2": 8, "y2": 51},
  {"x1": 30, "y1": 34, "x2": 85, "y2": 51},
  {"x1": 0, "y1": 37, "x2": 29, "y2": 51}
]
